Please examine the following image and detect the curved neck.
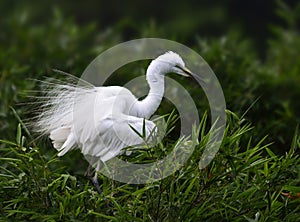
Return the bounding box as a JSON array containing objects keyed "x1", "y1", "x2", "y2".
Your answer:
[{"x1": 135, "y1": 62, "x2": 165, "y2": 118}]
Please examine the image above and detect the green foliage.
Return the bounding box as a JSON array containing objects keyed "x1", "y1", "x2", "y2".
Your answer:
[
  {"x1": 0, "y1": 112, "x2": 299, "y2": 221},
  {"x1": 196, "y1": 1, "x2": 300, "y2": 149}
]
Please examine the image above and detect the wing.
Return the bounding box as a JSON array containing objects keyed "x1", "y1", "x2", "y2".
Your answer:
[
  {"x1": 80, "y1": 114, "x2": 156, "y2": 163},
  {"x1": 46, "y1": 83, "x2": 156, "y2": 166},
  {"x1": 48, "y1": 85, "x2": 139, "y2": 156}
]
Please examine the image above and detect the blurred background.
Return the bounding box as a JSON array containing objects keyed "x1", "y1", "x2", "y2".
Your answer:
[{"x1": 0, "y1": 0, "x2": 299, "y2": 154}]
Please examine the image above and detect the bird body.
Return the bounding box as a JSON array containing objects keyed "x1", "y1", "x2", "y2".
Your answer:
[
  {"x1": 35, "y1": 51, "x2": 197, "y2": 175},
  {"x1": 48, "y1": 85, "x2": 156, "y2": 165}
]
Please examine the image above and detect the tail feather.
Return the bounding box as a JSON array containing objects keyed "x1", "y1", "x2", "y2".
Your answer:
[
  {"x1": 58, "y1": 132, "x2": 76, "y2": 156},
  {"x1": 49, "y1": 127, "x2": 70, "y2": 144}
]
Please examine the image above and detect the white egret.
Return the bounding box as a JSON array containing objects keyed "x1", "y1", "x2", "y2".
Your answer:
[{"x1": 34, "y1": 51, "x2": 202, "y2": 192}]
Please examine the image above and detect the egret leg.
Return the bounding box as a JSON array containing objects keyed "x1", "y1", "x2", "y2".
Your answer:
[
  {"x1": 86, "y1": 163, "x2": 102, "y2": 193},
  {"x1": 86, "y1": 164, "x2": 92, "y2": 178},
  {"x1": 91, "y1": 171, "x2": 102, "y2": 194}
]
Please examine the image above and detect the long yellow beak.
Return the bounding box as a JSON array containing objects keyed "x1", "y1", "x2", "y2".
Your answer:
[{"x1": 181, "y1": 67, "x2": 205, "y2": 84}]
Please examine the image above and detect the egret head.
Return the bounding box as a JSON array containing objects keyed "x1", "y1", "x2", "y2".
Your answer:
[{"x1": 150, "y1": 51, "x2": 199, "y2": 79}]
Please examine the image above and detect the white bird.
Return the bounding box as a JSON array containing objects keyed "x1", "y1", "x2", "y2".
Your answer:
[{"x1": 34, "y1": 51, "x2": 201, "y2": 192}]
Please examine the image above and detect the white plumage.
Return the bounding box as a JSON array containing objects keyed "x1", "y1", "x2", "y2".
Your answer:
[{"x1": 33, "y1": 51, "x2": 196, "y2": 190}]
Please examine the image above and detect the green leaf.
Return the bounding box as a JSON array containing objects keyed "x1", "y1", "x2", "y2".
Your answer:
[
  {"x1": 283, "y1": 185, "x2": 300, "y2": 193},
  {"x1": 0, "y1": 139, "x2": 17, "y2": 146},
  {"x1": 16, "y1": 123, "x2": 21, "y2": 146}
]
